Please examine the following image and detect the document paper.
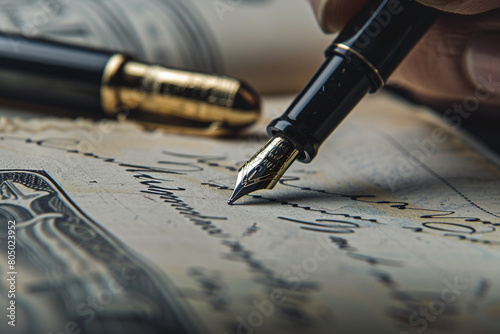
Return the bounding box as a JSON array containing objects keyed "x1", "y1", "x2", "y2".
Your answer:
[{"x1": 1, "y1": 93, "x2": 499, "y2": 334}]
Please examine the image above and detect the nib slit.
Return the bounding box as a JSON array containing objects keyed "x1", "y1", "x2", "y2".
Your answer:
[{"x1": 227, "y1": 135, "x2": 299, "y2": 205}]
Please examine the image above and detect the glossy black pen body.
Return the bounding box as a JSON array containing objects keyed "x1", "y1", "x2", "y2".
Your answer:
[{"x1": 228, "y1": 0, "x2": 439, "y2": 204}]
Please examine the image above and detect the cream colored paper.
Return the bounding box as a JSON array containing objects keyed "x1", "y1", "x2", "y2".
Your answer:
[{"x1": 0, "y1": 93, "x2": 499, "y2": 334}]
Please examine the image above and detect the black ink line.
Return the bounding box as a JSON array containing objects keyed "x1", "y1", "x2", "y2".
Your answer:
[
  {"x1": 278, "y1": 217, "x2": 361, "y2": 235},
  {"x1": 163, "y1": 151, "x2": 238, "y2": 172},
  {"x1": 251, "y1": 192, "x2": 379, "y2": 223},
  {"x1": 346, "y1": 252, "x2": 404, "y2": 267},
  {"x1": 301, "y1": 226, "x2": 355, "y2": 234},
  {"x1": 280, "y1": 175, "x2": 497, "y2": 235}
]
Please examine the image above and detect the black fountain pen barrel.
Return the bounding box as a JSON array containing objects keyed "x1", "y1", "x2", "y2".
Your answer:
[
  {"x1": 228, "y1": 0, "x2": 439, "y2": 204},
  {"x1": 327, "y1": 0, "x2": 439, "y2": 82},
  {"x1": 268, "y1": 0, "x2": 439, "y2": 163},
  {"x1": 0, "y1": 33, "x2": 113, "y2": 112},
  {"x1": 267, "y1": 54, "x2": 372, "y2": 163}
]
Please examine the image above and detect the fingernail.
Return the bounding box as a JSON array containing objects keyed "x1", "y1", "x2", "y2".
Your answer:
[
  {"x1": 466, "y1": 34, "x2": 500, "y2": 95},
  {"x1": 308, "y1": 0, "x2": 331, "y2": 32}
]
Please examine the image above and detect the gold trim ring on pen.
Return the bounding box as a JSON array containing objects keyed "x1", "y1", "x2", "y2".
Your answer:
[
  {"x1": 101, "y1": 54, "x2": 129, "y2": 117},
  {"x1": 331, "y1": 43, "x2": 385, "y2": 90}
]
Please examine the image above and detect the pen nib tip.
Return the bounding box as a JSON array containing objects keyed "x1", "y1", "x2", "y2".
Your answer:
[
  {"x1": 227, "y1": 135, "x2": 299, "y2": 205},
  {"x1": 227, "y1": 185, "x2": 246, "y2": 205}
]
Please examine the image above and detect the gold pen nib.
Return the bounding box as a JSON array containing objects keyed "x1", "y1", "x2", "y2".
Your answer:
[{"x1": 228, "y1": 135, "x2": 299, "y2": 205}]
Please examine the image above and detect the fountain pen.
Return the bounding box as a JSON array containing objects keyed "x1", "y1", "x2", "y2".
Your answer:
[
  {"x1": 228, "y1": 0, "x2": 439, "y2": 204},
  {"x1": 0, "y1": 33, "x2": 260, "y2": 136}
]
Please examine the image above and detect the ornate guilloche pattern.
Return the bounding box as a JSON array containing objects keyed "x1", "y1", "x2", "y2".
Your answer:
[{"x1": 0, "y1": 171, "x2": 203, "y2": 334}]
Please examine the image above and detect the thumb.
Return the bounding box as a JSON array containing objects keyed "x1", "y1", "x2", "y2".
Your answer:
[{"x1": 390, "y1": 11, "x2": 500, "y2": 106}]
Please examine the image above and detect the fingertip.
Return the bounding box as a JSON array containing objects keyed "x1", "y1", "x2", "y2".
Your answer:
[
  {"x1": 309, "y1": 0, "x2": 326, "y2": 18},
  {"x1": 309, "y1": 0, "x2": 333, "y2": 32},
  {"x1": 308, "y1": 0, "x2": 368, "y2": 33}
]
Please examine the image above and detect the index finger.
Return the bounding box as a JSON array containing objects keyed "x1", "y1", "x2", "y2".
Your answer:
[
  {"x1": 309, "y1": 0, "x2": 367, "y2": 32},
  {"x1": 310, "y1": 0, "x2": 500, "y2": 33}
]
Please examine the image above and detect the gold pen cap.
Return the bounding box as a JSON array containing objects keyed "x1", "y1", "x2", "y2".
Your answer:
[{"x1": 101, "y1": 55, "x2": 261, "y2": 136}]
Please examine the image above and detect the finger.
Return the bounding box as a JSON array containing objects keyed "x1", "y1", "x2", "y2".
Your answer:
[
  {"x1": 466, "y1": 33, "x2": 500, "y2": 97},
  {"x1": 308, "y1": 0, "x2": 500, "y2": 106},
  {"x1": 309, "y1": 0, "x2": 500, "y2": 33},
  {"x1": 417, "y1": 0, "x2": 500, "y2": 15},
  {"x1": 309, "y1": 0, "x2": 368, "y2": 32},
  {"x1": 390, "y1": 10, "x2": 500, "y2": 105}
]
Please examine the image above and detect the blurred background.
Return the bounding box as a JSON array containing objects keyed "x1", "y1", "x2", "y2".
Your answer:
[{"x1": 0, "y1": 0, "x2": 333, "y2": 93}]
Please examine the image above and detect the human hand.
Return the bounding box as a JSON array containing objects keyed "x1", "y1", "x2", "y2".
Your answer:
[{"x1": 309, "y1": 0, "x2": 500, "y2": 113}]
